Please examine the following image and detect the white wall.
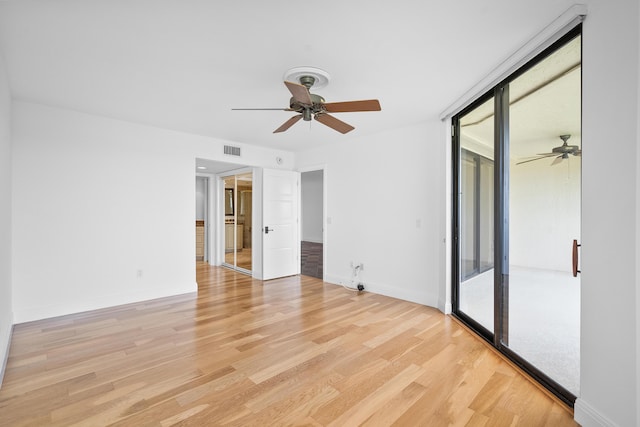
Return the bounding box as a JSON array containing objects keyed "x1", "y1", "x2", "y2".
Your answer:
[
  {"x1": 0, "y1": 44, "x2": 12, "y2": 386},
  {"x1": 296, "y1": 121, "x2": 446, "y2": 306},
  {"x1": 11, "y1": 101, "x2": 293, "y2": 323},
  {"x1": 509, "y1": 158, "x2": 581, "y2": 272},
  {"x1": 575, "y1": 1, "x2": 639, "y2": 426},
  {"x1": 301, "y1": 170, "x2": 323, "y2": 243}
]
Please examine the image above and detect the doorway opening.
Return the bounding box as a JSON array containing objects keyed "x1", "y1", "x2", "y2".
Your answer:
[
  {"x1": 452, "y1": 26, "x2": 581, "y2": 405},
  {"x1": 301, "y1": 170, "x2": 324, "y2": 279}
]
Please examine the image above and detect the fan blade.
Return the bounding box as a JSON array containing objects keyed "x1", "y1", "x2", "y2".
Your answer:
[
  {"x1": 516, "y1": 156, "x2": 552, "y2": 165},
  {"x1": 315, "y1": 113, "x2": 355, "y2": 134},
  {"x1": 273, "y1": 115, "x2": 303, "y2": 133},
  {"x1": 573, "y1": 150, "x2": 582, "y2": 156},
  {"x1": 551, "y1": 155, "x2": 564, "y2": 166},
  {"x1": 284, "y1": 81, "x2": 312, "y2": 105},
  {"x1": 323, "y1": 99, "x2": 381, "y2": 113}
]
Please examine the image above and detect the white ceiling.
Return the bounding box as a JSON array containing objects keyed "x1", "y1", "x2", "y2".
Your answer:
[
  {"x1": 196, "y1": 158, "x2": 250, "y2": 175},
  {"x1": 0, "y1": 0, "x2": 578, "y2": 152}
]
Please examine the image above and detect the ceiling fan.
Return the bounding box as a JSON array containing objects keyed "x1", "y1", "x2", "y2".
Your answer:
[
  {"x1": 516, "y1": 134, "x2": 581, "y2": 166},
  {"x1": 232, "y1": 73, "x2": 381, "y2": 134}
]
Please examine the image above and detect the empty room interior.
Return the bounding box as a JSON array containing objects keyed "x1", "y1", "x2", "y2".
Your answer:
[{"x1": 0, "y1": 1, "x2": 639, "y2": 426}]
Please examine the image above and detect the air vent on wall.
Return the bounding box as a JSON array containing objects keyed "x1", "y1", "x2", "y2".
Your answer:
[{"x1": 224, "y1": 145, "x2": 241, "y2": 156}]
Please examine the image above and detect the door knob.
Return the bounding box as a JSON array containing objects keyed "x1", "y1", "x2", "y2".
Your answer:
[{"x1": 264, "y1": 226, "x2": 274, "y2": 234}]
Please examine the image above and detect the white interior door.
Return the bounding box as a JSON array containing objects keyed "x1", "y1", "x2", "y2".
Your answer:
[{"x1": 262, "y1": 169, "x2": 299, "y2": 280}]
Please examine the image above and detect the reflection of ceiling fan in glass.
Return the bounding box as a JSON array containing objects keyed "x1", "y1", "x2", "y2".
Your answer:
[{"x1": 516, "y1": 134, "x2": 581, "y2": 165}]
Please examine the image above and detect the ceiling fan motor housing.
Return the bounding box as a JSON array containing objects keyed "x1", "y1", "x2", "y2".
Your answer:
[
  {"x1": 290, "y1": 93, "x2": 326, "y2": 121},
  {"x1": 552, "y1": 143, "x2": 580, "y2": 155}
]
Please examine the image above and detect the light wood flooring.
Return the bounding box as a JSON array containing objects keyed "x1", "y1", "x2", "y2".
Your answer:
[
  {"x1": 0, "y1": 264, "x2": 577, "y2": 426},
  {"x1": 224, "y1": 248, "x2": 252, "y2": 271}
]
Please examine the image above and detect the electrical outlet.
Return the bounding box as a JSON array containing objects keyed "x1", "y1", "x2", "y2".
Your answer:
[{"x1": 137, "y1": 269, "x2": 143, "y2": 279}]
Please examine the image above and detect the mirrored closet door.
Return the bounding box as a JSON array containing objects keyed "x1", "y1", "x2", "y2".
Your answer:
[{"x1": 223, "y1": 172, "x2": 253, "y2": 274}]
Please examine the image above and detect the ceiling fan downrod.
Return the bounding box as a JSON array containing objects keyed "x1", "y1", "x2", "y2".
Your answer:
[{"x1": 298, "y1": 75, "x2": 316, "y2": 89}]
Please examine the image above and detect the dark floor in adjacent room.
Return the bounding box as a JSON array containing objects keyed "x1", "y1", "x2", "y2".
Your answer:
[{"x1": 301, "y1": 241, "x2": 323, "y2": 279}]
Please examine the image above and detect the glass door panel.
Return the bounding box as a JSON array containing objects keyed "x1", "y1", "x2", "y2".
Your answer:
[
  {"x1": 504, "y1": 33, "x2": 581, "y2": 396},
  {"x1": 223, "y1": 173, "x2": 253, "y2": 274},
  {"x1": 458, "y1": 97, "x2": 495, "y2": 333},
  {"x1": 223, "y1": 176, "x2": 236, "y2": 267},
  {"x1": 236, "y1": 173, "x2": 252, "y2": 271}
]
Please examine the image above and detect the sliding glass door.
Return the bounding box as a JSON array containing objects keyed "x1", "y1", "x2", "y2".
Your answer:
[{"x1": 453, "y1": 27, "x2": 581, "y2": 405}]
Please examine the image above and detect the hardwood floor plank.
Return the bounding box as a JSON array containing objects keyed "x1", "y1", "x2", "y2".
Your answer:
[
  {"x1": 160, "y1": 404, "x2": 210, "y2": 427},
  {"x1": 326, "y1": 363, "x2": 425, "y2": 427},
  {"x1": 360, "y1": 381, "x2": 428, "y2": 426},
  {"x1": 0, "y1": 263, "x2": 577, "y2": 426},
  {"x1": 314, "y1": 359, "x2": 419, "y2": 425},
  {"x1": 465, "y1": 412, "x2": 490, "y2": 427},
  {"x1": 469, "y1": 371, "x2": 516, "y2": 415}
]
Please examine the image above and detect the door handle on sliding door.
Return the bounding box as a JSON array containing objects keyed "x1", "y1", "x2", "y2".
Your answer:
[{"x1": 572, "y1": 239, "x2": 581, "y2": 277}]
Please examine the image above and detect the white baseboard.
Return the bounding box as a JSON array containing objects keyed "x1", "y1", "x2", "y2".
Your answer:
[
  {"x1": 0, "y1": 314, "x2": 14, "y2": 388},
  {"x1": 438, "y1": 298, "x2": 452, "y2": 315},
  {"x1": 324, "y1": 274, "x2": 438, "y2": 307},
  {"x1": 14, "y1": 282, "x2": 197, "y2": 324},
  {"x1": 574, "y1": 398, "x2": 619, "y2": 427}
]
